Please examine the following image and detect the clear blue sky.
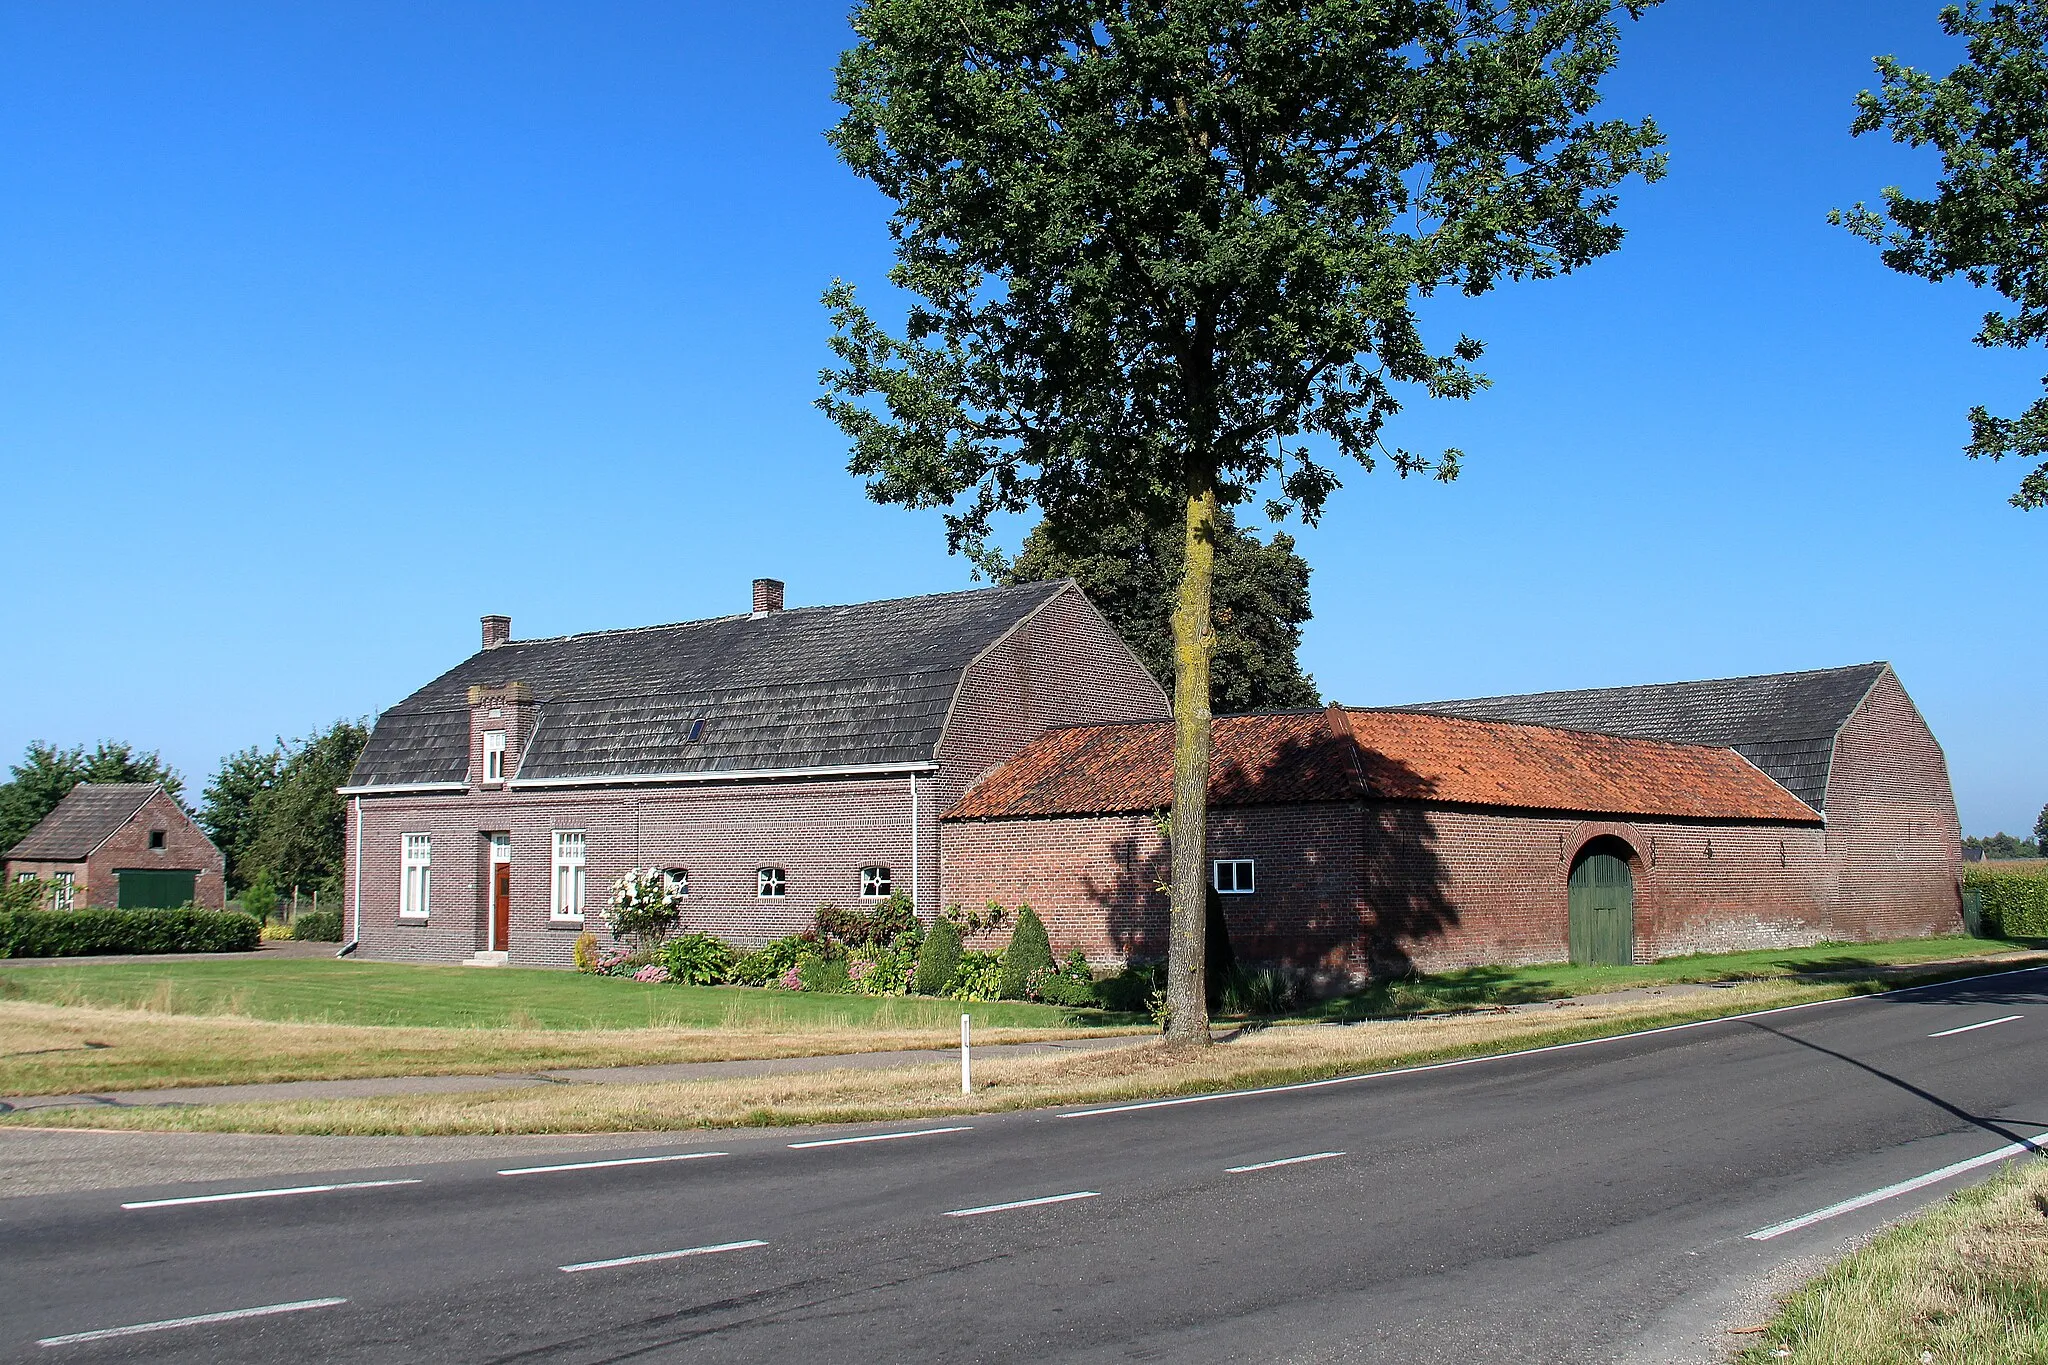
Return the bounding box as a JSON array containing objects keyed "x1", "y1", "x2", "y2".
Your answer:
[{"x1": 1, "y1": 2, "x2": 2040, "y2": 836}]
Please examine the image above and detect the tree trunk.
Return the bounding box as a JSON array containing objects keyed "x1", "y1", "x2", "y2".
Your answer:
[{"x1": 1164, "y1": 469, "x2": 1219, "y2": 1047}]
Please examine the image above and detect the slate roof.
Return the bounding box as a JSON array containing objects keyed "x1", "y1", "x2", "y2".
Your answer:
[
  {"x1": 947, "y1": 707, "x2": 1821, "y2": 825},
  {"x1": 347, "y1": 582, "x2": 1073, "y2": 789},
  {"x1": 5, "y1": 784, "x2": 162, "y2": 860},
  {"x1": 1392, "y1": 663, "x2": 1889, "y2": 812}
]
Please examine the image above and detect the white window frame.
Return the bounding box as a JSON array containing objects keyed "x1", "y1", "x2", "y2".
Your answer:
[
  {"x1": 401, "y1": 833, "x2": 433, "y2": 918},
  {"x1": 663, "y1": 867, "x2": 689, "y2": 897},
  {"x1": 859, "y1": 865, "x2": 892, "y2": 899},
  {"x1": 1212, "y1": 858, "x2": 1255, "y2": 895},
  {"x1": 757, "y1": 866, "x2": 787, "y2": 899},
  {"x1": 489, "y1": 833, "x2": 511, "y2": 864},
  {"x1": 552, "y1": 830, "x2": 587, "y2": 921},
  {"x1": 482, "y1": 730, "x2": 507, "y2": 784},
  {"x1": 52, "y1": 870, "x2": 75, "y2": 911}
]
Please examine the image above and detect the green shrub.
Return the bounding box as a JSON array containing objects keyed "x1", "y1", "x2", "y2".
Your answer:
[
  {"x1": 241, "y1": 871, "x2": 278, "y2": 924},
  {"x1": 0, "y1": 907, "x2": 260, "y2": 958},
  {"x1": 847, "y1": 932, "x2": 919, "y2": 996},
  {"x1": 999, "y1": 904, "x2": 1054, "y2": 999},
  {"x1": 799, "y1": 954, "x2": 851, "y2": 993},
  {"x1": 1036, "y1": 972, "x2": 1098, "y2": 1007},
  {"x1": 1966, "y1": 864, "x2": 2048, "y2": 938},
  {"x1": 816, "y1": 894, "x2": 921, "y2": 947},
  {"x1": 289, "y1": 909, "x2": 343, "y2": 942},
  {"x1": 730, "y1": 934, "x2": 825, "y2": 986},
  {"x1": 1218, "y1": 966, "x2": 1297, "y2": 1016},
  {"x1": 949, "y1": 950, "x2": 1004, "y2": 1001},
  {"x1": 1093, "y1": 961, "x2": 1164, "y2": 1012},
  {"x1": 657, "y1": 932, "x2": 737, "y2": 985},
  {"x1": 0, "y1": 877, "x2": 48, "y2": 914},
  {"x1": 916, "y1": 916, "x2": 962, "y2": 994},
  {"x1": 572, "y1": 931, "x2": 601, "y2": 973}
]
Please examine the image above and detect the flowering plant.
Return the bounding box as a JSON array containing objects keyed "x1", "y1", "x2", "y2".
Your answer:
[
  {"x1": 631, "y1": 964, "x2": 673, "y2": 984},
  {"x1": 772, "y1": 964, "x2": 805, "y2": 991},
  {"x1": 601, "y1": 867, "x2": 685, "y2": 950}
]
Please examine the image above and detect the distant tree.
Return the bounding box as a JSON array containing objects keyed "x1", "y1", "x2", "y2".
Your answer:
[
  {"x1": 1835, "y1": 1, "x2": 2048, "y2": 508},
  {"x1": 0, "y1": 741, "x2": 183, "y2": 854},
  {"x1": 1964, "y1": 831, "x2": 2040, "y2": 858},
  {"x1": 1005, "y1": 498, "x2": 1319, "y2": 713},
  {"x1": 2035, "y1": 801, "x2": 2048, "y2": 851},
  {"x1": 242, "y1": 720, "x2": 369, "y2": 901},
  {"x1": 200, "y1": 745, "x2": 284, "y2": 893},
  {"x1": 241, "y1": 869, "x2": 279, "y2": 924}
]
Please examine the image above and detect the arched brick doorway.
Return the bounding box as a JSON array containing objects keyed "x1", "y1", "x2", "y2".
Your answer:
[{"x1": 1568, "y1": 836, "x2": 1636, "y2": 966}]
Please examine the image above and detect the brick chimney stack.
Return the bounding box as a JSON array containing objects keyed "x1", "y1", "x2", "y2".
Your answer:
[
  {"x1": 751, "y1": 579, "x2": 785, "y2": 616},
  {"x1": 481, "y1": 614, "x2": 511, "y2": 650}
]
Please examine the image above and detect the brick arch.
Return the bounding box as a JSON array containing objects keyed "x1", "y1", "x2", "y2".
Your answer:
[{"x1": 1564, "y1": 820, "x2": 1648, "y2": 869}]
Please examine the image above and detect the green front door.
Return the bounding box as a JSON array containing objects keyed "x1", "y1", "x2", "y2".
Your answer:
[
  {"x1": 116, "y1": 869, "x2": 197, "y2": 909},
  {"x1": 1568, "y1": 852, "x2": 1634, "y2": 966}
]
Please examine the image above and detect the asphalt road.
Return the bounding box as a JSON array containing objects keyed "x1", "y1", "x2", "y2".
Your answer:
[{"x1": 5, "y1": 966, "x2": 2045, "y2": 1364}]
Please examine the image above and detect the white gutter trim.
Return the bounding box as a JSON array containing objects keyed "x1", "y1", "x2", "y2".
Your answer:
[
  {"x1": 335, "y1": 782, "x2": 469, "y2": 796},
  {"x1": 910, "y1": 771, "x2": 921, "y2": 911},
  {"x1": 350, "y1": 796, "x2": 363, "y2": 945},
  {"x1": 508, "y1": 761, "x2": 937, "y2": 789}
]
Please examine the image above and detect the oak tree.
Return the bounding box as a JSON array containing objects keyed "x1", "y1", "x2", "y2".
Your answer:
[{"x1": 820, "y1": 0, "x2": 1665, "y2": 1043}]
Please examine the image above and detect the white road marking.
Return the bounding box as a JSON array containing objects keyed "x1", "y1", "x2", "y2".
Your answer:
[
  {"x1": 122, "y1": 1180, "x2": 420, "y2": 1210},
  {"x1": 1929, "y1": 1014, "x2": 2023, "y2": 1038},
  {"x1": 498, "y1": 1152, "x2": 726, "y2": 1176},
  {"x1": 38, "y1": 1298, "x2": 346, "y2": 1347},
  {"x1": 559, "y1": 1240, "x2": 767, "y2": 1273},
  {"x1": 1746, "y1": 1137, "x2": 2047, "y2": 1241},
  {"x1": 1227, "y1": 1151, "x2": 1346, "y2": 1173},
  {"x1": 1059, "y1": 963, "x2": 2048, "y2": 1120},
  {"x1": 788, "y1": 1126, "x2": 973, "y2": 1149},
  {"x1": 943, "y1": 1191, "x2": 1099, "y2": 1217}
]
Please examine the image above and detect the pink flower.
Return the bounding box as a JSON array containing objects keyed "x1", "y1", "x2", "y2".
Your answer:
[{"x1": 776, "y1": 965, "x2": 804, "y2": 991}]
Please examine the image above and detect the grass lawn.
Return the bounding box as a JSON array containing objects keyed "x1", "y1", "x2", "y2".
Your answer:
[
  {"x1": 1735, "y1": 1158, "x2": 2048, "y2": 1364},
  {"x1": 1289, "y1": 936, "x2": 2044, "y2": 1022},
  {"x1": 0, "y1": 958, "x2": 1127, "y2": 1031}
]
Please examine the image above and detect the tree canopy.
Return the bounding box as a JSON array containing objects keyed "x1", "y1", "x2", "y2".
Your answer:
[
  {"x1": 198, "y1": 720, "x2": 367, "y2": 898},
  {"x1": 1836, "y1": 0, "x2": 2048, "y2": 508},
  {"x1": 821, "y1": 0, "x2": 1664, "y2": 1042},
  {"x1": 0, "y1": 741, "x2": 184, "y2": 854},
  {"x1": 1004, "y1": 500, "x2": 1319, "y2": 712}
]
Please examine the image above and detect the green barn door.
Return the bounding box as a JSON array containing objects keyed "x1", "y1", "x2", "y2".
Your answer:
[
  {"x1": 116, "y1": 870, "x2": 197, "y2": 909},
  {"x1": 1568, "y1": 852, "x2": 1634, "y2": 966}
]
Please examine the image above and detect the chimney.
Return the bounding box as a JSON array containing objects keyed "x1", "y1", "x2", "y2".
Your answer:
[
  {"x1": 481, "y1": 614, "x2": 511, "y2": 650},
  {"x1": 751, "y1": 578, "x2": 785, "y2": 616}
]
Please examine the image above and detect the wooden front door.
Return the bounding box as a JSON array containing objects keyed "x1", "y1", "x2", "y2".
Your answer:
[
  {"x1": 1568, "y1": 850, "x2": 1634, "y2": 966},
  {"x1": 492, "y1": 862, "x2": 511, "y2": 951}
]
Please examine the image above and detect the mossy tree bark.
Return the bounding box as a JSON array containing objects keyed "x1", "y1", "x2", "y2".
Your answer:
[{"x1": 1165, "y1": 470, "x2": 1220, "y2": 1046}]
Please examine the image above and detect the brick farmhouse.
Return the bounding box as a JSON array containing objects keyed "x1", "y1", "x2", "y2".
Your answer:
[
  {"x1": 4, "y1": 783, "x2": 226, "y2": 910},
  {"x1": 341, "y1": 581, "x2": 1960, "y2": 979}
]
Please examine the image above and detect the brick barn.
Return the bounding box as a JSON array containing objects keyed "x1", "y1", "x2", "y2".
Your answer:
[
  {"x1": 339, "y1": 579, "x2": 1168, "y2": 965},
  {"x1": 943, "y1": 664, "x2": 1963, "y2": 982},
  {"x1": 340, "y1": 574, "x2": 1960, "y2": 978},
  {"x1": 3, "y1": 783, "x2": 226, "y2": 910}
]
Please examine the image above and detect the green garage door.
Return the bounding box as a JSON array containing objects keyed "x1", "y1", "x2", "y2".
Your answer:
[
  {"x1": 116, "y1": 870, "x2": 197, "y2": 909},
  {"x1": 1567, "y1": 850, "x2": 1634, "y2": 966}
]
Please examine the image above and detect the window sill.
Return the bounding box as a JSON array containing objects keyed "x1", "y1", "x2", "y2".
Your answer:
[
  {"x1": 548, "y1": 917, "x2": 587, "y2": 929},
  {"x1": 397, "y1": 914, "x2": 430, "y2": 924}
]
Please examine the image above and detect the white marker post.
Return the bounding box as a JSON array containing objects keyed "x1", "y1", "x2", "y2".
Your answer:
[{"x1": 960, "y1": 1012, "x2": 972, "y2": 1094}]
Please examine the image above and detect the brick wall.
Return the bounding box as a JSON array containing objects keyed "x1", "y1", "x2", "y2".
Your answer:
[
  {"x1": 350, "y1": 773, "x2": 938, "y2": 967},
  {"x1": 1822, "y1": 667, "x2": 1964, "y2": 939},
  {"x1": 943, "y1": 801, "x2": 1834, "y2": 984},
  {"x1": 83, "y1": 789, "x2": 227, "y2": 909}
]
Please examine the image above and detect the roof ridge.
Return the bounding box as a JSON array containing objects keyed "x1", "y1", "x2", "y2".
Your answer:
[
  {"x1": 500, "y1": 580, "x2": 1066, "y2": 648},
  {"x1": 1345, "y1": 705, "x2": 1764, "y2": 757},
  {"x1": 1402, "y1": 661, "x2": 1889, "y2": 708}
]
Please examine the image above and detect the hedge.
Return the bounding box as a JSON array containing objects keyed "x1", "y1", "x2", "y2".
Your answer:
[
  {"x1": 0, "y1": 907, "x2": 261, "y2": 959},
  {"x1": 290, "y1": 909, "x2": 344, "y2": 942},
  {"x1": 1964, "y1": 864, "x2": 2048, "y2": 939}
]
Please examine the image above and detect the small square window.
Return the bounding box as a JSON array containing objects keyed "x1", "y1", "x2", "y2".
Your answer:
[
  {"x1": 860, "y1": 865, "x2": 891, "y2": 899},
  {"x1": 148, "y1": 829, "x2": 166, "y2": 850},
  {"x1": 663, "y1": 867, "x2": 690, "y2": 896},
  {"x1": 757, "y1": 867, "x2": 787, "y2": 899},
  {"x1": 1212, "y1": 859, "x2": 1255, "y2": 895}
]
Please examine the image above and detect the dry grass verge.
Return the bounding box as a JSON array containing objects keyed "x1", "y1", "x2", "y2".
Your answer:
[
  {"x1": 1736, "y1": 1158, "x2": 2048, "y2": 1365},
  {"x1": 0, "y1": 1001, "x2": 1138, "y2": 1096},
  {"x1": 3, "y1": 978, "x2": 1893, "y2": 1135}
]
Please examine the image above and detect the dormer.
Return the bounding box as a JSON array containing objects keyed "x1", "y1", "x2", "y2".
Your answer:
[{"x1": 468, "y1": 681, "x2": 534, "y2": 789}]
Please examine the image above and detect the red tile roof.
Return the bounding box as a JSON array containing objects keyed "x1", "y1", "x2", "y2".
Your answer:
[{"x1": 945, "y1": 706, "x2": 1821, "y2": 825}]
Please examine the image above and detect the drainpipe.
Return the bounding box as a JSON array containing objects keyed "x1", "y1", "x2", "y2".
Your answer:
[
  {"x1": 910, "y1": 772, "x2": 921, "y2": 913},
  {"x1": 339, "y1": 795, "x2": 363, "y2": 958}
]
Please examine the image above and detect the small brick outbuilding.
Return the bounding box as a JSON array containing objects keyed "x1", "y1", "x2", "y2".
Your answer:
[
  {"x1": 942, "y1": 663, "x2": 1962, "y2": 984},
  {"x1": 3, "y1": 783, "x2": 226, "y2": 910}
]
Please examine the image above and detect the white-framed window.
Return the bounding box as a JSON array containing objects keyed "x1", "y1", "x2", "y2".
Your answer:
[
  {"x1": 860, "y1": 865, "x2": 892, "y2": 899},
  {"x1": 401, "y1": 833, "x2": 433, "y2": 917},
  {"x1": 1212, "y1": 858, "x2": 1255, "y2": 895},
  {"x1": 663, "y1": 867, "x2": 690, "y2": 896},
  {"x1": 552, "y1": 830, "x2": 587, "y2": 920},
  {"x1": 757, "y1": 866, "x2": 787, "y2": 899},
  {"x1": 52, "y1": 870, "x2": 75, "y2": 911},
  {"x1": 13, "y1": 872, "x2": 30, "y2": 884},
  {"x1": 489, "y1": 833, "x2": 511, "y2": 864},
  {"x1": 482, "y1": 730, "x2": 506, "y2": 783}
]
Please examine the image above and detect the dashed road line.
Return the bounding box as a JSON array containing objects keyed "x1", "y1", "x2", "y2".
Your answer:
[
  {"x1": 122, "y1": 1180, "x2": 420, "y2": 1210},
  {"x1": 559, "y1": 1240, "x2": 767, "y2": 1273},
  {"x1": 788, "y1": 1126, "x2": 973, "y2": 1150},
  {"x1": 1929, "y1": 1014, "x2": 2023, "y2": 1038},
  {"x1": 498, "y1": 1153, "x2": 726, "y2": 1176},
  {"x1": 1227, "y1": 1151, "x2": 1346, "y2": 1173},
  {"x1": 38, "y1": 1298, "x2": 347, "y2": 1347},
  {"x1": 943, "y1": 1191, "x2": 1099, "y2": 1217}
]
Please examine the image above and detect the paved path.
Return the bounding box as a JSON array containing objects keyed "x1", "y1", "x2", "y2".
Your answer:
[
  {"x1": 3, "y1": 965, "x2": 2044, "y2": 1363},
  {"x1": 0, "y1": 1034, "x2": 1152, "y2": 1113}
]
